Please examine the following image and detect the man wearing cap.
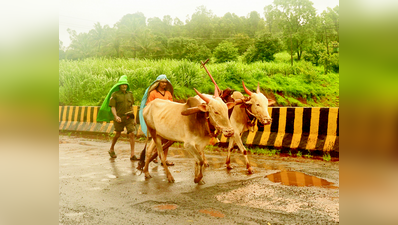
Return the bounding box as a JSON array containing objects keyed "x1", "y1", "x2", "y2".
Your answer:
[
  {"x1": 139, "y1": 74, "x2": 174, "y2": 166},
  {"x1": 97, "y1": 75, "x2": 137, "y2": 160}
]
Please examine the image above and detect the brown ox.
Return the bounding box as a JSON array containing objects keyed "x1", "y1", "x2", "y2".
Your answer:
[{"x1": 142, "y1": 87, "x2": 235, "y2": 184}]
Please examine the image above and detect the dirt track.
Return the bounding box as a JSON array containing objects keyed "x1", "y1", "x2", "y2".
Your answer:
[{"x1": 59, "y1": 133, "x2": 339, "y2": 224}]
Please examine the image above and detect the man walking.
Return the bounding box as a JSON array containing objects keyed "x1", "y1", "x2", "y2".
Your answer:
[
  {"x1": 97, "y1": 75, "x2": 137, "y2": 160},
  {"x1": 139, "y1": 74, "x2": 174, "y2": 166}
]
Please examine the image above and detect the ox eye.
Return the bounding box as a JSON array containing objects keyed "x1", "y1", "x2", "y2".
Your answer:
[
  {"x1": 256, "y1": 104, "x2": 260, "y2": 106},
  {"x1": 215, "y1": 112, "x2": 219, "y2": 114}
]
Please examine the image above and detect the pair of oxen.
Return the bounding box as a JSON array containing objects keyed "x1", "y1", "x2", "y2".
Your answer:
[{"x1": 138, "y1": 81, "x2": 275, "y2": 184}]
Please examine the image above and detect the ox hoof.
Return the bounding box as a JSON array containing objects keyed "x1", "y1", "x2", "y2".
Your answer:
[
  {"x1": 198, "y1": 180, "x2": 206, "y2": 185},
  {"x1": 136, "y1": 162, "x2": 144, "y2": 170},
  {"x1": 204, "y1": 161, "x2": 209, "y2": 167},
  {"x1": 167, "y1": 175, "x2": 175, "y2": 183},
  {"x1": 194, "y1": 177, "x2": 204, "y2": 184},
  {"x1": 145, "y1": 173, "x2": 152, "y2": 179},
  {"x1": 226, "y1": 164, "x2": 233, "y2": 170},
  {"x1": 247, "y1": 167, "x2": 254, "y2": 174}
]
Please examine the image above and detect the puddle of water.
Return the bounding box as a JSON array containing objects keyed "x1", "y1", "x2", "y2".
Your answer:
[
  {"x1": 199, "y1": 209, "x2": 225, "y2": 218},
  {"x1": 267, "y1": 171, "x2": 338, "y2": 189},
  {"x1": 153, "y1": 204, "x2": 178, "y2": 210}
]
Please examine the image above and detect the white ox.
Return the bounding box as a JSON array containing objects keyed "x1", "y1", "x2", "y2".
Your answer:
[
  {"x1": 197, "y1": 81, "x2": 275, "y2": 174},
  {"x1": 142, "y1": 88, "x2": 235, "y2": 184},
  {"x1": 225, "y1": 81, "x2": 275, "y2": 173}
]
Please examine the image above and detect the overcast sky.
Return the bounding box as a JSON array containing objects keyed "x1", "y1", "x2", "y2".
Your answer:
[{"x1": 59, "y1": 0, "x2": 339, "y2": 48}]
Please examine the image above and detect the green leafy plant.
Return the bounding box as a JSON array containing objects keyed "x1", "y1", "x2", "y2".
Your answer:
[
  {"x1": 304, "y1": 150, "x2": 313, "y2": 158},
  {"x1": 288, "y1": 150, "x2": 292, "y2": 156},
  {"x1": 323, "y1": 153, "x2": 331, "y2": 161},
  {"x1": 108, "y1": 132, "x2": 115, "y2": 138},
  {"x1": 296, "y1": 151, "x2": 302, "y2": 158}
]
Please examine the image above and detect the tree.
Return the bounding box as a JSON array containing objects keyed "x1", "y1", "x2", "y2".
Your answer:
[
  {"x1": 89, "y1": 22, "x2": 105, "y2": 56},
  {"x1": 116, "y1": 13, "x2": 147, "y2": 58},
  {"x1": 67, "y1": 28, "x2": 94, "y2": 59},
  {"x1": 102, "y1": 26, "x2": 122, "y2": 58},
  {"x1": 167, "y1": 37, "x2": 197, "y2": 59},
  {"x1": 243, "y1": 32, "x2": 283, "y2": 63},
  {"x1": 245, "y1": 11, "x2": 266, "y2": 38},
  {"x1": 185, "y1": 6, "x2": 214, "y2": 40},
  {"x1": 213, "y1": 41, "x2": 239, "y2": 63},
  {"x1": 265, "y1": 0, "x2": 317, "y2": 65},
  {"x1": 319, "y1": 6, "x2": 339, "y2": 54},
  {"x1": 131, "y1": 28, "x2": 161, "y2": 58},
  {"x1": 303, "y1": 42, "x2": 325, "y2": 66},
  {"x1": 172, "y1": 17, "x2": 185, "y2": 37},
  {"x1": 185, "y1": 43, "x2": 212, "y2": 62},
  {"x1": 230, "y1": 33, "x2": 253, "y2": 55},
  {"x1": 214, "y1": 12, "x2": 240, "y2": 38}
]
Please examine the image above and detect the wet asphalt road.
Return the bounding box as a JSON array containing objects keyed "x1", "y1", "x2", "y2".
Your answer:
[{"x1": 59, "y1": 134, "x2": 339, "y2": 225}]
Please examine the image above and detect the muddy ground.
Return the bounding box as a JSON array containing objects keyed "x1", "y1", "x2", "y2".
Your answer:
[{"x1": 59, "y1": 133, "x2": 339, "y2": 225}]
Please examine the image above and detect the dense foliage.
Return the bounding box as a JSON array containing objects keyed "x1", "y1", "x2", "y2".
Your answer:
[
  {"x1": 59, "y1": 0, "x2": 339, "y2": 72},
  {"x1": 59, "y1": 53, "x2": 339, "y2": 107}
]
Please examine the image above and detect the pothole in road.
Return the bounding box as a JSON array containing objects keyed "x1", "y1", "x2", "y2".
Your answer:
[
  {"x1": 267, "y1": 171, "x2": 338, "y2": 189},
  {"x1": 153, "y1": 204, "x2": 178, "y2": 211},
  {"x1": 199, "y1": 209, "x2": 225, "y2": 218}
]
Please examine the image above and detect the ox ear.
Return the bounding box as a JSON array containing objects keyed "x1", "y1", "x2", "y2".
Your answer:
[
  {"x1": 226, "y1": 102, "x2": 236, "y2": 109},
  {"x1": 198, "y1": 104, "x2": 208, "y2": 112},
  {"x1": 268, "y1": 99, "x2": 276, "y2": 106}
]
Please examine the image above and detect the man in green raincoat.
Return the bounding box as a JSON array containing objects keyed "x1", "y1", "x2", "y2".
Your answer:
[{"x1": 97, "y1": 75, "x2": 137, "y2": 160}]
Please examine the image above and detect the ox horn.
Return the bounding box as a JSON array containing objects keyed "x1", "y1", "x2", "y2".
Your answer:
[
  {"x1": 194, "y1": 88, "x2": 210, "y2": 103},
  {"x1": 181, "y1": 107, "x2": 201, "y2": 115},
  {"x1": 242, "y1": 80, "x2": 252, "y2": 96},
  {"x1": 256, "y1": 82, "x2": 261, "y2": 93}
]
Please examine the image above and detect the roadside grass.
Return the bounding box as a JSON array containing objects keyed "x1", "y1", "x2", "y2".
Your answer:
[
  {"x1": 171, "y1": 142, "x2": 184, "y2": 148},
  {"x1": 304, "y1": 150, "x2": 313, "y2": 158},
  {"x1": 246, "y1": 146, "x2": 281, "y2": 156},
  {"x1": 59, "y1": 57, "x2": 339, "y2": 107},
  {"x1": 137, "y1": 136, "x2": 146, "y2": 141},
  {"x1": 205, "y1": 145, "x2": 218, "y2": 151}
]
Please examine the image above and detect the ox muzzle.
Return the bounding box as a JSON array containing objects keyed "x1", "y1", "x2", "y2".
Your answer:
[{"x1": 260, "y1": 118, "x2": 273, "y2": 126}]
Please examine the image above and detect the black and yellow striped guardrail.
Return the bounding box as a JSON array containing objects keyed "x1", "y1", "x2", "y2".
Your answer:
[
  {"x1": 58, "y1": 105, "x2": 144, "y2": 135},
  {"x1": 59, "y1": 106, "x2": 339, "y2": 152}
]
